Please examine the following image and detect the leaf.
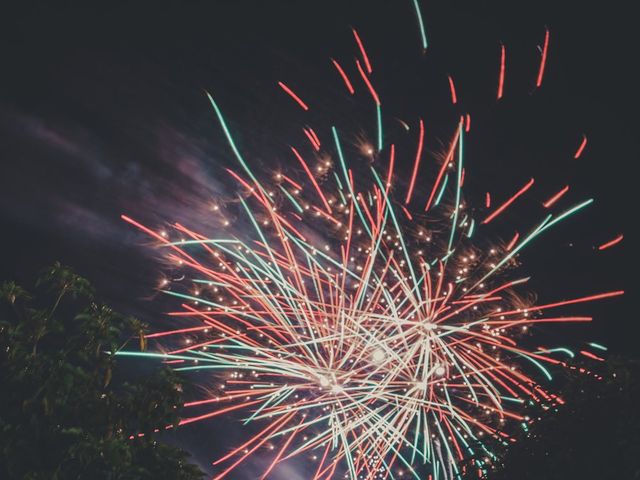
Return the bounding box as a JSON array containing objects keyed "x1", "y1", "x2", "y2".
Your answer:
[
  {"x1": 1, "y1": 262, "x2": 205, "y2": 479},
  {"x1": 139, "y1": 330, "x2": 147, "y2": 352},
  {"x1": 104, "y1": 366, "x2": 112, "y2": 388},
  {"x1": 0, "y1": 281, "x2": 31, "y2": 305}
]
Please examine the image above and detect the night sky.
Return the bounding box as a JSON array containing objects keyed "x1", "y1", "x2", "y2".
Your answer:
[{"x1": 0, "y1": 1, "x2": 636, "y2": 476}]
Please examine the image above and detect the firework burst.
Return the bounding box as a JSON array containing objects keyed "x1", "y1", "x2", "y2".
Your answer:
[{"x1": 118, "y1": 8, "x2": 622, "y2": 480}]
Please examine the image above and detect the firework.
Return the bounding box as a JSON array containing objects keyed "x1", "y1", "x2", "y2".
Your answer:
[{"x1": 118, "y1": 7, "x2": 622, "y2": 480}]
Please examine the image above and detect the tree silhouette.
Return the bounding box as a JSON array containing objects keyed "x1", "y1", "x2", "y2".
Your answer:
[
  {"x1": 474, "y1": 356, "x2": 640, "y2": 480},
  {"x1": 0, "y1": 263, "x2": 203, "y2": 479}
]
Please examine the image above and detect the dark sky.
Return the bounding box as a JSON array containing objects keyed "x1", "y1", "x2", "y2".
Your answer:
[{"x1": 0, "y1": 0, "x2": 636, "y2": 476}]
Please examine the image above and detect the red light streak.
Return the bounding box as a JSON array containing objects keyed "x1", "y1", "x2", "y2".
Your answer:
[
  {"x1": 481, "y1": 178, "x2": 535, "y2": 224},
  {"x1": 352, "y1": 28, "x2": 372, "y2": 73},
  {"x1": 405, "y1": 118, "x2": 424, "y2": 204},
  {"x1": 277, "y1": 81, "x2": 309, "y2": 110},
  {"x1": 331, "y1": 58, "x2": 355, "y2": 94},
  {"x1": 574, "y1": 134, "x2": 587, "y2": 159},
  {"x1": 498, "y1": 44, "x2": 506, "y2": 99},
  {"x1": 356, "y1": 60, "x2": 380, "y2": 105},
  {"x1": 448, "y1": 75, "x2": 458, "y2": 104},
  {"x1": 598, "y1": 234, "x2": 623, "y2": 251},
  {"x1": 543, "y1": 185, "x2": 569, "y2": 208},
  {"x1": 536, "y1": 28, "x2": 550, "y2": 87}
]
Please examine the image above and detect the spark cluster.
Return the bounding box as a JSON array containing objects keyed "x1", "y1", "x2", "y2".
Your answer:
[{"x1": 119, "y1": 10, "x2": 622, "y2": 480}]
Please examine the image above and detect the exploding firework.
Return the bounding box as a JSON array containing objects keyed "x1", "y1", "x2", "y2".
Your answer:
[{"x1": 118, "y1": 8, "x2": 623, "y2": 480}]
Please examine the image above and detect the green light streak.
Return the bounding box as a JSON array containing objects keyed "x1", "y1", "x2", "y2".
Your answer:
[
  {"x1": 333, "y1": 171, "x2": 344, "y2": 191},
  {"x1": 536, "y1": 347, "x2": 575, "y2": 358},
  {"x1": 332, "y1": 126, "x2": 372, "y2": 238},
  {"x1": 474, "y1": 198, "x2": 593, "y2": 288},
  {"x1": 501, "y1": 396, "x2": 525, "y2": 404},
  {"x1": 434, "y1": 174, "x2": 448, "y2": 206},
  {"x1": 514, "y1": 351, "x2": 553, "y2": 381},
  {"x1": 467, "y1": 218, "x2": 475, "y2": 238},
  {"x1": 206, "y1": 92, "x2": 267, "y2": 198},
  {"x1": 279, "y1": 185, "x2": 304, "y2": 213},
  {"x1": 588, "y1": 342, "x2": 608, "y2": 351},
  {"x1": 411, "y1": 0, "x2": 429, "y2": 50},
  {"x1": 447, "y1": 127, "x2": 463, "y2": 253}
]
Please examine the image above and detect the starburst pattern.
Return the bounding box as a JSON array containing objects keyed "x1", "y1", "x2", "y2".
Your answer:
[{"x1": 118, "y1": 12, "x2": 623, "y2": 480}]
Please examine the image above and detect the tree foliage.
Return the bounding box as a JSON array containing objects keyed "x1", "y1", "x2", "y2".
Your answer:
[
  {"x1": 0, "y1": 263, "x2": 203, "y2": 479},
  {"x1": 477, "y1": 356, "x2": 640, "y2": 480}
]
